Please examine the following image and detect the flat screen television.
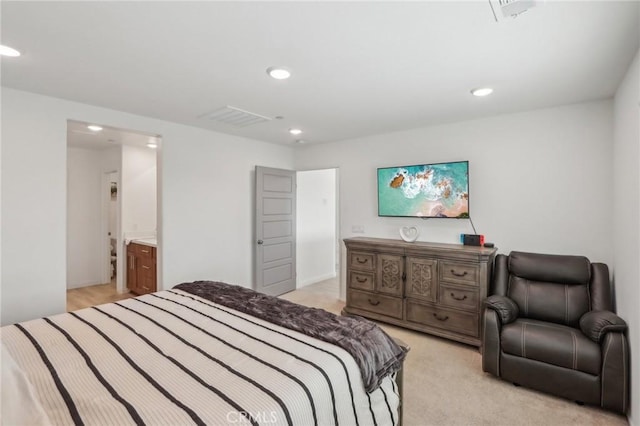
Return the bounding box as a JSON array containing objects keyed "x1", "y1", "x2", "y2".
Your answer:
[{"x1": 377, "y1": 160, "x2": 469, "y2": 218}]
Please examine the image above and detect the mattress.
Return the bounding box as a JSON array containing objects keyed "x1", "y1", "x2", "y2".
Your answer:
[{"x1": 1, "y1": 289, "x2": 400, "y2": 425}]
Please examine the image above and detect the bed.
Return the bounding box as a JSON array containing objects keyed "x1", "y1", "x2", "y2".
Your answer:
[{"x1": 1, "y1": 281, "x2": 407, "y2": 425}]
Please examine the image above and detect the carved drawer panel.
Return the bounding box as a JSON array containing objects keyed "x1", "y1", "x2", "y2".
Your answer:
[
  {"x1": 348, "y1": 271, "x2": 375, "y2": 291},
  {"x1": 376, "y1": 254, "x2": 404, "y2": 296},
  {"x1": 348, "y1": 289, "x2": 403, "y2": 319},
  {"x1": 439, "y1": 284, "x2": 478, "y2": 311},
  {"x1": 440, "y1": 261, "x2": 479, "y2": 286},
  {"x1": 349, "y1": 251, "x2": 375, "y2": 271},
  {"x1": 405, "y1": 300, "x2": 479, "y2": 337},
  {"x1": 405, "y1": 257, "x2": 437, "y2": 302}
]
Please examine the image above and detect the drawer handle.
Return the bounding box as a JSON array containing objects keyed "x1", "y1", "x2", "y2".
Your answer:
[
  {"x1": 432, "y1": 313, "x2": 449, "y2": 321},
  {"x1": 368, "y1": 299, "x2": 380, "y2": 306},
  {"x1": 450, "y1": 293, "x2": 467, "y2": 301},
  {"x1": 141, "y1": 249, "x2": 149, "y2": 253},
  {"x1": 356, "y1": 257, "x2": 369, "y2": 264},
  {"x1": 356, "y1": 276, "x2": 368, "y2": 283},
  {"x1": 451, "y1": 269, "x2": 468, "y2": 277},
  {"x1": 142, "y1": 265, "x2": 150, "y2": 270},
  {"x1": 142, "y1": 286, "x2": 150, "y2": 290}
]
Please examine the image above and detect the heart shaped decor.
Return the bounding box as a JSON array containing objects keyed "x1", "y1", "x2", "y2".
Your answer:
[{"x1": 399, "y1": 226, "x2": 419, "y2": 242}]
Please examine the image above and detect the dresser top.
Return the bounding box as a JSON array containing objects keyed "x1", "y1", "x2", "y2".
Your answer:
[{"x1": 344, "y1": 236, "x2": 497, "y2": 259}]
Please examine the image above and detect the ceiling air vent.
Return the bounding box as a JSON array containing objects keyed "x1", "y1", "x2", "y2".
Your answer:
[
  {"x1": 200, "y1": 105, "x2": 271, "y2": 127},
  {"x1": 489, "y1": 0, "x2": 543, "y2": 21}
]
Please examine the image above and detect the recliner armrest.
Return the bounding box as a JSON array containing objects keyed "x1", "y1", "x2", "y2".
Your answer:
[
  {"x1": 483, "y1": 295, "x2": 519, "y2": 324},
  {"x1": 580, "y1": 310, "x2": 627, "y2": 343}
]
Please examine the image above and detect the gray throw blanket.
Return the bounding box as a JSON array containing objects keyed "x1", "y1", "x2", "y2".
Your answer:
[{"x1": 174, "y1": 281, "x2": 407, "y2": 392}]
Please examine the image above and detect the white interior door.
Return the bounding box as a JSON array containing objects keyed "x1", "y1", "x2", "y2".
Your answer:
[{"x1": 255, "y1": 166, "x2": 296, "y2": 296}]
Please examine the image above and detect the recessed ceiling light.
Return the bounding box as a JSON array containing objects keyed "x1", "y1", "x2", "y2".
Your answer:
[
  {"x1": 0, "y1": 45, "x2": 21, "y2": 57},
  {"x1": 267, "y1": 67, "x2": 291, "y2": 80},
  {"x1": 87, "y1": 125, "x2": 103, "y2": 132},
  {"x1": 289, "y1": 128, "x2": 302, "y2": 135},
  {"x1": 147, "y1": 142, "x2": 158, "y2": 149},
  {"x1": 471, "y1": 87, "x2": 494, "y2": 97}
]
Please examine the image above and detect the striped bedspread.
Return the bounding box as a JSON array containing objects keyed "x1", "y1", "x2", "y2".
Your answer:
[{"x1": 1, "y1": 289, "x2": 399, "y2": 425}]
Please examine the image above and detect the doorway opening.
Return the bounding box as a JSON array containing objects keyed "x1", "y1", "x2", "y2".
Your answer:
[
  {"x1": 254, "y1": 166, "x2": 340, "y2": 302},
  {"x1": 295, "y1": 168, "x2": 339, "y2": 299},
  {"x1": 107, "y1": 172, "x2": 118, "y2": 284},
  {"x1": 66, "y1": 120, "x2": 161, "y2": 311}
]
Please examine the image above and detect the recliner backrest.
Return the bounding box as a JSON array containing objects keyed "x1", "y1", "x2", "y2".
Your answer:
[{"x1": 506, "y1": 251, "x2": 591, "y2": 327}]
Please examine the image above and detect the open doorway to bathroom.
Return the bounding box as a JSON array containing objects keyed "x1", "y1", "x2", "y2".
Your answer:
[{"x1": 66, "y1": 120, "x2": 160, "y2": 311}]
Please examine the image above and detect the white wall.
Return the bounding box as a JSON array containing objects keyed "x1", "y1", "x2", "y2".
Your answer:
[
  {"x1": 296, "y1": 100, "x2": 614, "y2": 302},
  {"x1": 161, "y1": 125, "x2": 293, "y2": 288},
  {"x1": 1, "y1": 88, "x2": 294, "y2": 325},
  {"x1": 295, "y1": 100, "x2": 614, "y2": 264},
  {"x1": 613, "y1": 49, "x2": 639, "y2": 424},
  {"x1": 67, "y1": 147, "x2": 104, "y2": 289},
  {"x1": 2, "y1": 89, "x2": 68, "y2": 323},
  {"x1": 296, "y1": 169, "x2": 336, "y2": 288},
  {"x1": 122, "y1": 144, "x2": 157, "y2": 236}
]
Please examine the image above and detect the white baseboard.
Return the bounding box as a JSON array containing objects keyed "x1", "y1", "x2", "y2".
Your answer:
[
  {"x1": 66, "y1": 279, "x2": 105, "y2": 290},
  {"x1": 297, "y1": 272, "x2": 337, "y2": 288}
]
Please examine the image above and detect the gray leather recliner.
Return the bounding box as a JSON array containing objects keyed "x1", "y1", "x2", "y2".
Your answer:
[{"x1": 482, "y1": 251, "x2": 629, "y2": 413}]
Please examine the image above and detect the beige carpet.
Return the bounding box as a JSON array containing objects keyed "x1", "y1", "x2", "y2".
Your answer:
[{"x1": 281, "y1": 279, "x2": 628, "y2": 426}]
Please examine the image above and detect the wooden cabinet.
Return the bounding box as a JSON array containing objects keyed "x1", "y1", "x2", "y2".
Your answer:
[
  {"x1": 126, "y1": 242, "x2": 157, "y2": 295},
  {"x1": 126, "y1": 244, "x2": 137, "y2": 291},
  {"x1": 344, "y1": 237, "x2": 497, "y2": 347}
]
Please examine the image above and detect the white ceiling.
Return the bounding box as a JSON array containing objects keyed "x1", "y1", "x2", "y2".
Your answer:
[
  {"x1": 67, "y1": 120, "x2": 160, "y2": 151},
  {"x1": 2, "y1": 1, "x2": 638, "y2": 145}
]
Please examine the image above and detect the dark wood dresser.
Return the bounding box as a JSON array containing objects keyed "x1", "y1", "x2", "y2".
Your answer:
[{"x1": 343, "y1": 237, "x2": 497, "y2": 347}]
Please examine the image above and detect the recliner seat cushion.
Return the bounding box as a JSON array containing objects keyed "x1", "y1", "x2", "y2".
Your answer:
[
  {"x1": 508, "y1": 277, "x2": 590, "y2": 327},
  {"x1": 501, "y1": 318, "x2": 601, "y2": 375}
]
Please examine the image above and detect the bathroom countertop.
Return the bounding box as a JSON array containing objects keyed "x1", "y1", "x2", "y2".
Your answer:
[{"x1": 129, "y1": 237, "x2": 157, "y2": 248}]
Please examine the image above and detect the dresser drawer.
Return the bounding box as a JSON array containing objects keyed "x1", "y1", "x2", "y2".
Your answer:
[
  {"x1": 440, "y1": 261, "x2": 479, "y2": 286},
  {"x1": 405, "y1": 300, "x2": 478, "y2": 337},
  {"x1": 348, "y1": 289, "x2": 403, "y2": 319},
  {"x1": 136, "y1": 244, "x2": 155, "y2": 259},
  {"x1": 348, "y1": 271, "x2": 375, "y2": 291},
  {"x1": 439, "y1": 284, "x2": 478, "y2": 311},
  {"x1": 138, "y1": 257, "x2": 155, "y2": 272},
  {"x1": 349, "y1": 251, "x2": 375, "y2": 271}
]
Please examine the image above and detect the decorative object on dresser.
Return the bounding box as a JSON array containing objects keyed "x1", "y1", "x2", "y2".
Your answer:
[
  {"x1": 343, "y1": 237, "x2": 497, "y2": 347},
  {"x1": 126, "y1": 241, "x2": 157, "y2": 295},
  {"x1": 399, "y1": 226, "x2": 419, "y2": 242},
  {"x1": 482, "y1": 251, "x2": 629, "y2": 413}
]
